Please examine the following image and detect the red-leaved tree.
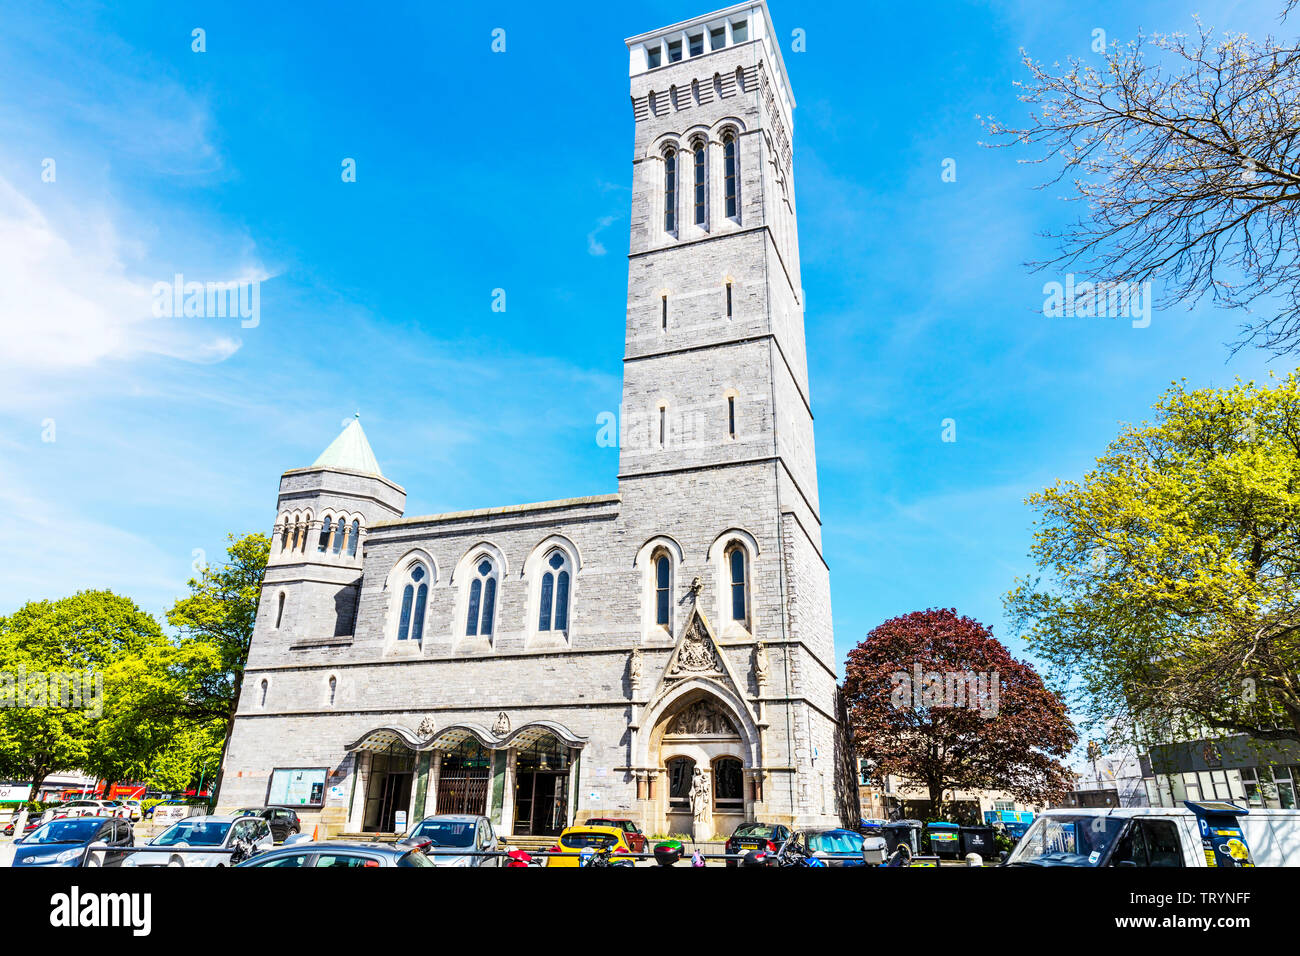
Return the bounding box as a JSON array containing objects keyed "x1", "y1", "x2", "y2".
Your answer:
[{"x1": 843, "y1": 608, "x2": 1076, "y2": 818}]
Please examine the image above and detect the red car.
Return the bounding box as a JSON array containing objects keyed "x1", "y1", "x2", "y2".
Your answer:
[{"x1": 583, "y1": 818, "x2": 647, "y2": 853}]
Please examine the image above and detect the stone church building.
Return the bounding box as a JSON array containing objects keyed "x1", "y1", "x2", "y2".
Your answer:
[{"x1": 219, "y1": 1, "x2": 854, "y2": 840}]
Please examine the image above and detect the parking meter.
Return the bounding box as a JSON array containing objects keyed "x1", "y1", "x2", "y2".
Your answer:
[{"x1": 1184, "y1": 801, "x2": 1254, "y2": 867}]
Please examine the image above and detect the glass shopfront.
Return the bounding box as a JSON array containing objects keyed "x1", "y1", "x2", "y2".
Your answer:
[
  {"x1": 512, "y1": 737, "x2": 570, "y2": 836},
  {"x1": 362, "y1": 743, "x2": 415, "y2": 832}
]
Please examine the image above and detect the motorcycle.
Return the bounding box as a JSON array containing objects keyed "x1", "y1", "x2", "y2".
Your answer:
[{"x1": 741, "y1": 838, "x2": 826, "y2": 867}]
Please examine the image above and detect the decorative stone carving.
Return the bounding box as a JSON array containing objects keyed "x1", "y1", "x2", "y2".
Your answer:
[
  {"x1": 667, "y1": 699, "x2": 738, "y2": 736},
  {"x1": 492, "y1": 711, "x2": 510, "y2": 736},
  {"x1": 754, "y1": 642, "x2": 769, "y2": 686},
  {"x1": 630, "y1": 648, "x2": 642, "y2": 687},
  {"x1": 671, "y1": 616, "x2": 719, "y2": 675},
  {"x1": 416, "y1": 716, "x2": 436, "y2": 738}
]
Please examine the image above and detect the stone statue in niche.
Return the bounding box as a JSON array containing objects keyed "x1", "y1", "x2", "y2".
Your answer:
[
  {"x1": 689, "y1": 766, "x2": 713, "y2": 839},
  {"x1": 754, "y1": 642, "x2": 769, "y2": 686}
]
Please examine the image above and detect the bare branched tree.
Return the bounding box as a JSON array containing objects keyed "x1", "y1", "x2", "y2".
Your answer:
[{"x1": 983, "y1": 10, "x2": 1300, "y2": 352}]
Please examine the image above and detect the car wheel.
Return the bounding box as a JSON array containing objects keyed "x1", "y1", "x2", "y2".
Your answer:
[{"x1": 167, "y1": 855, "x2": 183, "y2": 867}]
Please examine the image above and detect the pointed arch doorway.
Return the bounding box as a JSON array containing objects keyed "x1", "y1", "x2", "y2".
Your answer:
[{"x1": 650, "y1": 691, "x2": 751, "y2": 838}]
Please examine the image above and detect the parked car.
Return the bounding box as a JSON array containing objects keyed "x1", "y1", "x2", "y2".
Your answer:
[
  {"x1": 51, "y1": 799, "x2": 129, "y2": 820},
  {"x1": 584, "y1": 817, "x2": 647, "y2": 853},
  {"x1": 8, "y1": 816, "x2": 134, "y2": 867},
  {"x1": 123, "y1": 814, "x2": 272, "y2": 868},
  {"x1": 1005, "y1": 805, "x2": 1300, "y2": 867},
  {"x1": 545, "y1": 825, "x2": 634, "y2": 868},
  {"x1": 724, "y1": 822, "x2": 792, "y2": 867},
  {"x1": 234, "y1": 807, "x2": 301, "y2": 843},
  {"x1": 118, "y1": 800, "x2": 144, "y2": 822},
  {"x1": 787, "y1": 827, "x2": 873, "y2": 866},
  {"x1": 402, "y1": 814, "x2": 503, "y2": 867},
  {"x1": 236, "y1": 841, "x2": 434, "y2": 867}
]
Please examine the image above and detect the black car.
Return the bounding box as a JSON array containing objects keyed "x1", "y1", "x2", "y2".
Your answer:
[
  {"x1": 724, "y1": 822, "x2": 792, "y2": 867},
  {"x1": 10, "y1": 816, "x2": 134, "y2": 867},
  {"x1": 234, "y1": 807, "x2": 301, "y2": 843}
]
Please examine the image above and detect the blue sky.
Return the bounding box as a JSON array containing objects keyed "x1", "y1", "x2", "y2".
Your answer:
[{"x1": 0, "y1": 0, "x2": 1292, "y2": 687}]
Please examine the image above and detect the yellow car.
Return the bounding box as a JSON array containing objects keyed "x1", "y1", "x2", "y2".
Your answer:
[{"x1": 545, "y1": 826, "x2": 635, "y2": 867}]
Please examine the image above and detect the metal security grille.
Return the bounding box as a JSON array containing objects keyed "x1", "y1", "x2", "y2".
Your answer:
[{"x1": 436, "y1": 768, "x2": 489, "y2": 815}]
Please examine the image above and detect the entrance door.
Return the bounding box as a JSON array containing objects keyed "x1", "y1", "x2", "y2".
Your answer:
[
  {"x1": 436, "y1": 740, "x2": 491, "y2": 815},
  {"x1": 513, "y1": 771, "x2": 569, "y2": 836},
  {"x1": 376, "y1": 772, "x2": 412, "y2": 832},
  {"x1": 362, "y1": 742, "x2": 417, "y2": 833}
]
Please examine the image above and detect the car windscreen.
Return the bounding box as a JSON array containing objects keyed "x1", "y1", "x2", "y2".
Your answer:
[
  {"x1": 733, "y1": 824, "x2": 778, "y2": 840},
  {"x1": 153, "y1": 821, "x2": 232, "y2": 847},
  {"x1": 1006, "y1": 815, "x2": 1127, "y2": 866},
  {"x1": 26, "y1": 819, "x2": 103, "y2": 844},
  {"x1": 560, "y1": 831, "x2": 619, "y2": 849},
  {"x1": 807, "y1": 831, "x2": 865, "y2": 854},
  {"x1": 409, "y1": 820, "x2": 475, "y2": 847}
]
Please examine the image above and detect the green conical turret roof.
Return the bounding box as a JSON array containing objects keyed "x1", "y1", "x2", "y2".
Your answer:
[{"x1": 312, "y1": 415, "x2": 383, "y2": 477}]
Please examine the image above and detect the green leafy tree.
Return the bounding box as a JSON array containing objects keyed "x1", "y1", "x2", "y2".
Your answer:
[
  {"x1": 0, "y1": 591, "x2": 167, "y2": 798},
  {"x1": 1008, "y1": 374, "x2": 1300, "y2": 746},
  {"x1": 166, "y1": 533, "x2": 270, "y2": 801}
]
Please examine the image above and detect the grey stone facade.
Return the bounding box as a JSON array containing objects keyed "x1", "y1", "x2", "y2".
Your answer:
[{"x1": 218, "y1": 1, "x2": 846, "y2": 839}]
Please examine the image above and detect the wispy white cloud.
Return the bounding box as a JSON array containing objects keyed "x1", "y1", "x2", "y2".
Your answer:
[{"x1": 586, "y1": 214, "x2": 618, "y2": 256}]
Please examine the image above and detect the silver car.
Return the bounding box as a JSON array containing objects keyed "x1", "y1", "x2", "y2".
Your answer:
[
  {"x1": 402, "y1": 814, "x2": 504, "y2": 867},
  {"x1": 123, "y1": 814, "x2": 273, "y2": 867}
]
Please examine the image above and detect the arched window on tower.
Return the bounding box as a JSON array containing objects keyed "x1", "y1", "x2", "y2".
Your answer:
[
  {"x1": 332, "y1": 517, "x2": 346, "y2": 555},
  {"x1": 693, "y1": 139, "x2": 707, "y2": 226},
  {"x1": 538, "y1": 550, "x2": 572, "y2": 633},
  {"x1": 397, "y1": 563, "x2": 429, "y2": 641},
  {"x1": 723, "y1": 131, "x2": 738, "y2": 219},
  {"x1": 317, "y1": 517, "x2": 331, "y2": 553},
  {"x1": 259, "y1": 679, "x2": 268, "y2": 708},
  {"x1": 328, "y1": 675, "x2": 337, "y2": 707},
  {"x1": 726, "y1": 543, "x2": 748, "y2": 625},
  {"x1": 348, "y1": 519, "x2": 360, "y2": 557},
  {"x1": 275, "y1": 592, "x2": 286, "y2": 629},
  {"x1": 466, "y1": 557, "x2": 498, "y2": 637},
  {"x1": 664, "y1": 148, "x2": 677, "y2": 233},
  {"x1": 655, "y1": 551, "x2": 672, "y2": 628}
]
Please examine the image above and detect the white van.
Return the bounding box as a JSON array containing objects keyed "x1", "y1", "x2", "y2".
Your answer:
[{"x1": 1005, "y1": 805, "x2": 1300, "y2": 867}]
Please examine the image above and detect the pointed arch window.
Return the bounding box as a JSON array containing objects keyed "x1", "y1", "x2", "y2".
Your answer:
[
  {"x1": 726, "y1": 544, "x2": 748, "y2": 624},
  {"x1": 655, "y1": 551, "x2": 672, "y2": 627},
  {"x1": 664, "y1": 149, "x2": 677, "y2": 233},
  {"x1": 331, "y1": 517, "x2": 346, "y2": 554},
  {"x1": 348, "y1": 519, "x2": 360, "y2": 557},
  {"x1": 538, "y1": 550, "x2": 572, "y2": 633},
  {"x1": 397, "y1": 563, "x2": 429, "y2": 641},
  {"x1": 328, "y1": 676, "x2": 337, "y2": 706},
  {"x1": 713, "y1": 756, "x2": 744, "y2": 811},
  {"x1": 275, "y1": 592, "x2": 286, "y2": 629},
  {"x1": 692, "y1": 139, "x2": 707, "y2": 225},
  {"x1": 466, "y1": 558, "x2": 498, "y2": 637},
  {"x1": 259, "y1": 679, "x2": 268, "y2": 708},
  {"x1": 723, "y1": 131, "x2": 738, "y2": 218},
  {"x1": 317, "y1": 517, "x2": 331, "y2": 553}
]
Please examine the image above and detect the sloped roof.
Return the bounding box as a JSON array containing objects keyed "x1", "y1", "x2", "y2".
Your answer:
[{"x1": 312, "y1": 417, "x2": 383, "y2": 477}]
